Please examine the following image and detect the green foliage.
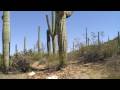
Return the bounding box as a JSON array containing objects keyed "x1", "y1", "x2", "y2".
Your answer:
[{"x1": 46, "y1": 54, "x2": 60, "y2": 69}]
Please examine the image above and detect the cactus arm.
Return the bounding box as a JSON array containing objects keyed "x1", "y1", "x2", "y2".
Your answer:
[
  {"x1": 47, "y1": 29, "x2": 51, "y2": 55},
  {"x1": 46, "y1": 15, "x2": 53, "y2": 36}
]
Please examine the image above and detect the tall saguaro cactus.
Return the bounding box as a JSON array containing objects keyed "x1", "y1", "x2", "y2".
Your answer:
[
  {"x1": 46, "y1": 11, "x2": 57, "y2": 54},
  {"x1": 88, "y1": 38, "x2": 90, "y2": 46},
  {"x1": 117, "y1": 32, "x2": 120, "y2": 54},
  {"x1": 15, "y1": 44, "x2": 18, "y2": 55},
  {"x1": 24, "y1": 37, "x2": 26, "y2": 53},
  {"x1": 38, "y1": 26, "x2": 41, "y2": 53},
  {"x1": 86, "y1": 28, "x2": 88, "y2": 46},
  {"x1": 47, "y1": 29, "x2": 51, "y2": 55},
  {"x1": 2, "y1": 11, "x2": 10, "y2": 72},
  {"x1": 37, "y1": 26, "x2": 42, "y2": 57},
  {"x1": 98, "y1": 32, "x2": 100, "y2": 45},
  {"x1": 56, "y1": 11, "x2": 72, "y2": 67}
]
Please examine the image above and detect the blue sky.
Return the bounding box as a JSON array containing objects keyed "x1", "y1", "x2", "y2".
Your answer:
[{"x1": 0, "y1": 11, "x2": 120, "y2": 55}]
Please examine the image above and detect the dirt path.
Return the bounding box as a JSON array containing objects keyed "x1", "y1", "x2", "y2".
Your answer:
[{"x1": 0, "y1": 58, "x2": 120, "y2": 79}]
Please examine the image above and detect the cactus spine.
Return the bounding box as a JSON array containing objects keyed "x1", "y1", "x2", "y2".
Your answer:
[
  {"x1": 2, "y1": 11, "x2": 10, "y2": 72},
  {"x1": 24, "y1": 36, "x2": 27, "y2": 54},
  {"x1": 46, "y1": 11, "x2": 57, "y2": 54}
]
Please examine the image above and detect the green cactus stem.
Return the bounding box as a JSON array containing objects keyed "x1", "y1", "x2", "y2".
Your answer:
[
  {"x1": 24, "y1": 36, "x2": 27, "y2": 54},
  {"x1": 2, "y1": 11, "x2": 10, "y2": 72},
  {"x1": 46, "y1": 11, "x2": 57, "y2": 54},
  {"x1": 56, "y1": 11, "x2": 72, "y2": 68},
  {"x1": 86, "y1": 28, "x2": 88, "y2": 46},
  {"x1": 38, "y1": 26, "x2": 41, "y2": 53},
  {"x1": 47, "y1": 29, "x2": 51, "y2": 56}
]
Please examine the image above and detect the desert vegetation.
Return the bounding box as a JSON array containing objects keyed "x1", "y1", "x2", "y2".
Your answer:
[{"x1": 0, "y1": 11, "x2": 120, "y2": 79}]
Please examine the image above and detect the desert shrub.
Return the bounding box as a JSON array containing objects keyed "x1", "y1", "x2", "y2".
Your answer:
[
  {"x1": 12, "y1": 57, "x2": 30, "y2": 72},
  {"x1": 12, "y1": 55, "x2": 31, "y2": 72},
  {"x1": 46, "y1": 54, "x2": 60, "y2": 69},
  {"x1": 81, "y1": 45, "x2": 104, "y2": 63}
]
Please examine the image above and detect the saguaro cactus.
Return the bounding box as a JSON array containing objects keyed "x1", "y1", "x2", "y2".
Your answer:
[
  {"x1": 38, "y1": 26, "x2": 41, "y2": 53},
  {"x1": 86, "y1": 28, "x2": 88, "y2": 46},
  {"x1": 56, "y1": 11, "x2": 72, "y2": 67},
  {"x1": 117, "y1": 32, "x2": 120, "y2": 54},
  {"x1": 46, "y1": 11, "x2": 57, "y2": 54},
  {"x1": 98, "y1": 32, "x2": 100, "y2": 45},
  {"x1": 88, "y1": 38, "x2": 90, "y2": 46},
  {"x1": 15, "y1": 44, "x2": 18, "y2": 55},
  {"x1": 108, "y1": 36, "x2": 110, "y2": 42},
  {"x1": 2, "y1": 11, "x2": 10, "y2": 72},
  {"x1": 47, "y1": 29, "x2": 51, "y2": 55},
  {"x1": 73, "y1": 41, "x2": 75, "y2": 52},
  {"x1": 24, "y1": 36, "x2": 27, "y2": 54}
]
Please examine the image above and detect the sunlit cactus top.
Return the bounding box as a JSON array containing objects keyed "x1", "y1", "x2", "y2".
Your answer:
[
  {"x1": 56, "y1": 11, "x2": 73, "y2": 18},
  {"x1": 66, "y1": 11, "x2": 73, "y2": 18}
]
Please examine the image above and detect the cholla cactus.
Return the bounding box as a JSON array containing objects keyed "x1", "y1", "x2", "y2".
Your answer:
[
  {"x1": 56, "y1": 11, "x2": 72, "y2": 67},
  {"x1": 46, "y1": 11, "x2": 57, "y2": 54},
  {"x1": 2, "y1": 11, "x2": 10, "y2": 72}
]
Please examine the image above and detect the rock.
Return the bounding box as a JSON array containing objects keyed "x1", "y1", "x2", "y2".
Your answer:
[
  {"x1": 46, "y1": 75, "x2": 58, "y2": 79},
  {"x1": 28, "y1": 71, "x2": 36, "y2": 76}
]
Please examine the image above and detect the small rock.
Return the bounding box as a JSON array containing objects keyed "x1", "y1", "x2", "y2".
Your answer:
[
  {"x1": 46, "y1": 75, "x2": 58, "y2": 79},
  {"x1": 28, "y1": 71, "x2": 36, "y2": 76}
]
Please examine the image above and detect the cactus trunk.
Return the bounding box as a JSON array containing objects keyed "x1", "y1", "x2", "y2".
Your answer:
[
  {"x1": 46, "y1": 11, "x2": 57, "y2": 54},
  {"x1": 24, "y1": 36, "x2": 26, "y2": 54},
  {"x1": 47, "y1": 30, "x2": 51, "y2": 55},
  {"x1": 15, "y1": 44, "x2": 18, "y2": 55},
  {"x1": 52, "y1": 36, "x2": 57, "y2": 54},
  {"x1": 88, "y1": 38, "x2": 90, "y2": 46},
  {"x1": 2, "y1": 11, "x2": 10, "y2": 72},
  {"x1": 98, "y1": 32, "x2": 100, "y2": 45},
  {"x1": 117, "y1": 32, "x2": 120, "y2": 54},
  {"x1": 86, "y1": 28, "x2": 88, "y2": 46},
  {"x1": 56, "y1": 11, "x2": 67, "y2": 67},
  {"x1": 38, "y1": 26, "x2": 41, "y2": 53},
  {"x1": 73, "y1": 41, "x2": 75, "y2": 52}
]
